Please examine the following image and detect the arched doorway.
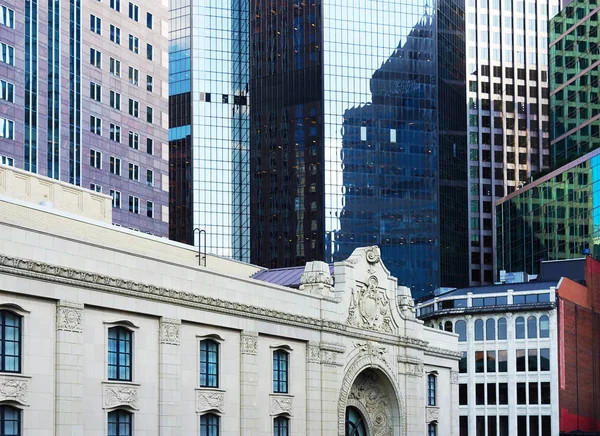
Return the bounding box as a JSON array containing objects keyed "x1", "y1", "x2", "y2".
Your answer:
[{"x1": 346, "y1": 406, "x2": 368, "y2": 436}]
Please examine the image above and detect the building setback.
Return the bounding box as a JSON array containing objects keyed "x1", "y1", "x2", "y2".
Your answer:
[
  {"x1": 0, "y1": 0, "x2": 169, "y2": 235},
  {"x1": 0, "y1": 168, "x2": 461, "y2": 435}
]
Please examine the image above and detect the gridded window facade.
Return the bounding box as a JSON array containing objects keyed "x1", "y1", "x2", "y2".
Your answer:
[{"x1": 108, "y1": 327, "x2": 132, "y2": 381}]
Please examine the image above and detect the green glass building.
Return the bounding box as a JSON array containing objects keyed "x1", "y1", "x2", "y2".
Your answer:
[{"x1": 496, "y1": 0, "x2": 600, "y2": 276}]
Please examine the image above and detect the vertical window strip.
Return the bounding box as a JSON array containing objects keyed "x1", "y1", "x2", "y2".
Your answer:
[
  {"x1": 69, "y1": 0, "x2": 81, "y2": 185},
  {"x1": 47, "y1": 0, "x2": 60, "y2": 179},
  {"x1": 24, "y1": 0, "x2": 38, "y2": 173}
]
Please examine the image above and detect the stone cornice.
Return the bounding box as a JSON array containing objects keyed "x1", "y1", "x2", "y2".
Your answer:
[
  {"x1": 0, "y1": 255, "x2": 440, "y2": 351},
  {"x1": 423, "y1": 346, "x2": 462, "y2": 360}
]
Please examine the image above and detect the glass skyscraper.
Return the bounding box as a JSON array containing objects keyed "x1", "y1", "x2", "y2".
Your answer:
[
  {"x1": 169, "y1": 0, "x2": 250, "y2": 261},
  {"x1": 249, "y1": 0, "x2": 469, "y2": 297}
]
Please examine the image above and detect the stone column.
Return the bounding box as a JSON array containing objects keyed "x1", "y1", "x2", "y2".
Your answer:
[
  {"x1": 240, "y1": 331, "x2": 258, "y2": 434},
  {"x1": 306, "y1": 342, "x2": 322, "y2": 435},
  {"x1": 450, "y1": 371, "x2": 460, "y2": 435},
  {"x1": 159, "y1": 318, "x2": 181, "y2": 435},
  {"x1": 55, "y1": 301, "x2": 84, "y2": 435}
]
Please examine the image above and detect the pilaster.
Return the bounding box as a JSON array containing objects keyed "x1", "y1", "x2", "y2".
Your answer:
[
  {"x1": 159, "y1": 318, "x2": 181, "y2": 436},
  {"x1": 240, "y1": 331, "x2": 258, "y2": 434}
]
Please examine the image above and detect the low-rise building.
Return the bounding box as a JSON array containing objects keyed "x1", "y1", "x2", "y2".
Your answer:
[{"x1": 0, "y1": 171, "x2": 460, "y2": 435}]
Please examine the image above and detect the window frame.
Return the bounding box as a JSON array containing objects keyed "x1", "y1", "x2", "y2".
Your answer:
[
  {"x1": 0, "y1": 405, "x2": 20, "y2": 436},
  {"x1": 199, "y1": 339, "x2": 219, "y2": 388},
  {"x1": 110, "y1": 190, "x2": 121, "y2": 209},
  {"x1": 107, "y1": 326, "x2": 133, "y2": 382},
  {"x1": 107, "y1": 409, "x2": 132, "y2": 436},
  {"x1": 0, "y1": 311, "x2": 21, "y2": 373},
  {"x1": 274, "y1": 415, "x2": 290, "y2": 436},
  {"x1": 200, "y1": 413, "x2": 219, "y2": 436},
  {"x1": 272, "y1": 349, "x2": 289, "y2": 394},
  {"x1": 427, "y1": 373, "x2": 436, "y2": 406}
]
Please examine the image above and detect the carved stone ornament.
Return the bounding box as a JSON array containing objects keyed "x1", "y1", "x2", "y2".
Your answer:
[
  {"x1": 196, "y1": 389, "x2": 224, "y2": 414},
  {"x1": 426, "y1": 406, "x2": 440, "y2": 423},
  {"x1": 364, "y1": 246, "x2": 381, "y2": 264},
  {"x1": 354, "y1": 341, "x2": 388, "y2": 364},
  {"x1": 270, "y1": 394, "x2": 293, "y2": 416},
  {"x1": 451, "y1": 371, "x2": 459, "y2": 384},
  {"x1": 56, "y1": 301, "x2": 83, "y2": 333},
  {"x1": 0, "y1": 375, "x2": 29, "y2": 405},
  {"x1": 404, "y1": 362, "x2": 424, "y2": 377},
  {"x1": 103, "y1": 383, "x2": 139, "y2": 410},
  {"x1": 348, "y1": 370, "x2": 392, "y2": 436},
  {"x1": 240, "y1": 331, "x2": 258, "y2": 355},
  {"x1": 307, "y1": 344, "x2": 321, "y2": 364},
  {"x1": 347, "y1": 276, "x2": 393, "y2": 333},
  {"x1": 159, "y1": 319, "x2": 180, "y2": 345}
]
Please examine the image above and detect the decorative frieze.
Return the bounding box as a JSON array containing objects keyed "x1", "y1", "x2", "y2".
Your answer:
[
  {"x1": 307, "y1": 343, "x2": 321, "y2": 364},
  {"x1": 240, "y1": 331, "x2": 258, "y2": 355},
  {"x1": 103, "y1": 382, "x2": 139, "y2": 410},
  {"x1": 56, "y1": 301, "x2": 83, "y2": 333},
  {"x1": 0, "y1": 375, "x2": 30, "y2": 406},
  {"x1": 196, "y1": 389, "x2": 224, "y2": 414},
  {"x1": 159, "y1": 318, "x2": 181, "y2": 345},
  {"x1": 398, "y1": 357, "x2": 424, "y2": 378},
  {"x1": 319, "y1": 343, "x2": 345, "y2": 366},
  {"x1": 270, "y1": 394, "x2": 293, "y2": 416}
]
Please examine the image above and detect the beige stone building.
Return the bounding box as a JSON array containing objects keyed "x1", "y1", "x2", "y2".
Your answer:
[{"x1": 0, "y1": 165, "x2": 459, "y2": 435}]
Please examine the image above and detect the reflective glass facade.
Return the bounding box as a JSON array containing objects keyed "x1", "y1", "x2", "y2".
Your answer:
[
  {"x1": 496, "y1": 148, "x2": 600, "y2": 276},
  {"x1": 169, "y1": 0, "x2": 250, "y2": 261},
  {"x1": 250, "y1": 0, "x2": 468, "y2": 297},
  {"x1": 550, "y1": 0, "x2": 600, "y2": 166}
]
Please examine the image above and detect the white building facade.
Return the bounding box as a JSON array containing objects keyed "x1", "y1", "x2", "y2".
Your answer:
[
  {"x1": 416, "y1": 282, "x2": 559, "y2": 436},
  {"x1": 0, "y1": 172, "x2": 459, "y2": 436}
]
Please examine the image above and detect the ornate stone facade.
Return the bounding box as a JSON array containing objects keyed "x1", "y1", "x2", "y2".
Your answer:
[
  {"x1": 0, "y1": 375, "x2": 29, "y2": 405},
  {"x1": 195, "y1": 389, "x2": 225, "y2": 414},
  {"x1": 56, "y1": 301, "x2": 83, "y2": 333},
  {"x1": 103, "y1": 383, "x2": 140, "y2": 410},
  {"x1": 270, "y1": 395, "x2": 294, "y2": 416},
  {"x1": 159, "y1": 318, "x2": 181, "y2": 345}
]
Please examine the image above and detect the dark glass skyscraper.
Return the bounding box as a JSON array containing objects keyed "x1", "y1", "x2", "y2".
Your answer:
[{"x1": 250, "y1": 0, "x2": 468, "y2": 297}]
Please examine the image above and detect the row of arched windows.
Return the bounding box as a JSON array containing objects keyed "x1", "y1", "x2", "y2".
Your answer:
[{"x1": 441, "y1": 315, "x2": 550, "y2": 342}]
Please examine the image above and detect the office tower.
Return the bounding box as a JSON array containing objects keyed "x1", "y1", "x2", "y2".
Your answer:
[
  {"x1": 496, "y1": 0, "x2": 600, "y2": 275},
  {"x1": 465, "y1": 0, "x2": 561, "y2": 285},
  {"x1": 0, "y1": 0, "x2": 169, "y2": 235},
  {"x1": 169, "y1": 0, "x2": 250, "y2": 261},
  {"x1": 249, "y1": 0, "x2": 468, "y2": 297}
]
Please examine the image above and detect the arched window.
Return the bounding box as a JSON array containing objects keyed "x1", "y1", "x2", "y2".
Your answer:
[
  {"x1": 200, "y1": 413, "x2": 219, "y2": 436},
  {"x1": 486, "y1": 318, "x2": 496, "y2": 341},
  {"x1": 444, "y1": 321, "x2": 453, "y2": 332},
  {"x1": 200, "y1": 339, "x2": 219, "y2": 388},
  {"x1": 527, "y1": 316, "x2": 538, "y2": 339},
  {"x1": 274, "y1": 416, "x2": 289, "y2": 436},
  {"x1": 455, "y1": 320, "x2": 467, "y2": 342},
  {"x1": 515, "y1": 316, "x2": 525, "y2": 339},
  {"x1": 108, "y1": 409, "x2": 132, "y2": 436},
  {"x1": 428, "y1": 422, "x2": 437, "y2": 436},
  {"x1": 427, "y1": 374, "x2": 436, "y2": 406},
  {"x1": 497, "y1": 318, "x2": 507, "y2": 340},
  {"x1": 474, "y1": 319, "x2": 484, "y2": 341},
  {"x1": 345, "y1": 406, "x2": 367, "y2": 436},
  {"x1": 0, "y1": 311, "x2": 21, "y2": 373},
  {"x1": 108, "y1": 326, "x2": 132, "y2": 381},
  {"x1": 539, "y1": 315, "x2": 550, "y2": 338},
  {"x1": 273, "y1": 350, "x2": 289, "y2": 393}
]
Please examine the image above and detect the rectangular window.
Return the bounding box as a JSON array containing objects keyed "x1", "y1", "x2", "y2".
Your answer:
[
  {"x1": 128, "y1": 34, "x2": 139, "y2": 53},
  {"x1": 0, "y1": 43, "x2": 14, "y2": 66},
  {"x1": 108, "y1": 327, "x2": 132, "y2": 380},
  {"x1": 475, "y1": 351, "x2": 484, "y2": 373},
  {"x1": 517, "y1": 382, "x2": 526, "y2": 404},
  {"x1": 0, "y1": 311, "x2": 22, "y2": 372},
  {"x1": 90, "y1": 48, "x2": 101, "y2": 68},
  {"x1": 459, "y1": 384, "x2": 467, "y2": 405},
  {"x1": 459, "y1": 351, "x2": 467, "y2": 373},
  {"x1": 475, "y1": 383, "x2": 484, "y2": 405},
  {"x1": 199, "y1": 339, "x2": 218, "y2": 387},
  {"x1": 1, "y1": 5, "x2": 15, "y2": 28},
  {"x1": 541, "y1": 382, "x2": 550, "y2": 404},
  {"x1": 427, "y1": 374, "x2": 436, "y2": 406},
  {"x1": 498, "y1": 383, "x2": 508, "y2": 405},
  {"x1": 146, "y1": 106, "x2": 153, "y2": 123},
  {"x1": 110, "y1": 91, "x2": 121, "y2": 110},
  {"x1": 146, "y1": 201, "x2": 153, "y2": 218},
  {"x1": 498, "y1": 350, "x2": 507, "y2": 372},
  {"x1": 516, "y1": 349, "x2": 526, "y2": 371},
  {"x1": 528, "y1": 349, "x2": 538, "y2": 371},
  {"x1": 110, "y1": 58, "x2": 121, "y2": 77},
  {"x1": 460, "y1": 416, "x2": 468, "y2": 436},
  {"x1": 110, "y1": 25, "x2": 121, "y2": 44},
  {"x1": 200, "y1": 414, "x2": 219, "y2": 436},
  {"x1": 108, "y1": 410, "x2": 131, "y2": 436},
  {"x1": 529, "y1": 382, "x2": 538, "y2": 404},
  {"x1": 487, "y1": 351, "x2": 496, "y2": 372},
  {"x1": 487, "y1": 383, "x2": 496, "y2": 405},
  {"x1": 110, "y1": 0, "x2": 120, "y2": 11},
  {"x1": 109, "y1": 190, "x2": 121, "y2": 208},
  {"x1": 128, "y1": 131, "x2": 139, "y2": 149},
  {"x1": 110, "y1": 156, "x2": 121, "y2": 175},
  {"x1": 273, "y1": 350, "x2": 288, "y2": 393},
  {"x1": 0, "y1": 118, "x2": 14, "y2": 140},
  {"x1": 128, "y1": 99, "x2": 139, "y2": 118},
  {"x1": 1, "y1": 156, "x2": 14, "y2": 166},
  {"x1": 128, "y1": 2, "x2": 138, "y2": 21},
  {"x1": 146, "y1": 138, "x2": 154, "y2": 155},
  {"x1": 146, "y1": 43, "x2": 153, "y2": 61},
  {"x1": 128, "y1": 195, "x2": 139, "y2": 214},
  {"x1": 89, "y1": 183, "x2": 102, "y2": 193},
  {"x1": 540, "y1": 348, "x2": 550, "y2": 371},
  {"x1": 128, "y1": 163, "x2": 139, "y2": 181},
  {"x1": 109, "y1": 124, "x2": 121, "y2": 142},
  {"x1": 90, "y1": 82, "x2": 102, "y2": 102},
  {"x1": 128, "y1": 67, "x2": 139, "y2": 85},
  {"x1": 0, "y1": 80, "x2": 14, "y2": 102},
  {"x1": 146, "y1": 169, "x2": 153, "y2": 186},
  {"x1": 146, "y1": 75, "x2": 153, "y2": 92},
  {"x1": 90, "y1": 116, "x2": 102, "y2": 136},
  {"x1": 90, "y1": 14, "x2": 101, "y2": 34},
  {"x1": 517, "y1": 416, "x2": 526, "y2": 436},
  {"x1": 89, "y1": 149, "x2": 102, "y2": 169},
  {"x1": 146, "y1": 12, "x2": 153, "y2": 29}
]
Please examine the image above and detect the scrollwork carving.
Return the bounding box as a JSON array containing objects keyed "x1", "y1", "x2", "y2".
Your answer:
[
  {"x1": 364, "y1": 246, "x2": 381, "y2": 264},
  {"x1": 426, "y1": 406, "x2": 439, "y2": 423},
  {"x1": 56, "y1": 301, "x2": 83, "y2": 333},
  {"x1": 451, "y1": 371, "x2": 459, "y2": 384},
  {"x1": 307, "y1": 344, "x2": 321, "y2": 364},
  {"x1": 0, "y1": 376, "x2": 29, "y2": 405},
  {"x1": 103, "y1": 383, "x2": 139, "y2": 410},
  {"x1": 196, "y1": 389, "x2": 224, "y2": 413},
  {"x1": 159, "y1": 319, "x2": 180, "y2": 345},
  {"x1": 347, "y1": 276, "x2": 393, "y2": 333},
  {"x1": 240, "y1": 331, "x2": 257, "y2": 355},
  {"x1": 348, "y1": 370, "x2": 392, "y2": 436},
  {"x1": 270, "y1": 395, "x2": 293, "y2": 415}
]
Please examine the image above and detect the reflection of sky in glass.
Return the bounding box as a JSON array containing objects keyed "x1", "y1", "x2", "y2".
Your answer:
[{"x1": 323, "y1": 0, "x2": 438, "y2": 292}]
